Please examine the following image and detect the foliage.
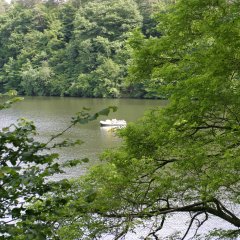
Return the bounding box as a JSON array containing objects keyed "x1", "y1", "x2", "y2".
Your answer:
[
  {"x1": 0, "y1": 0, "x2": 157, "y2": 98},
  {"x1": 0, "y1": 92, "x2": 63, "y2": 239},
  {"x1": 51, "y1": 0, "x2": 240, "y2": 239},
  {"x1": 63, "y1": 0, "x2": 142, "y2": 98},
  {"x1": 0, "y1": 90, "x2": 23, "y2": 110},
  {"x1": 2, "y1": 0, "x2": 240, "y2": 238},
  {"x1": 0, "y1": 0, "x2": 8, "y2": 14},
  {"x1": 0, "y1": 91, "x2": 118, "y2": 239}
]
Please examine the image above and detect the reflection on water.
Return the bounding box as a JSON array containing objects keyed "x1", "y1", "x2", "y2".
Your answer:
[
  {"x1": 100, "y1": 126, "x2": 119, "y2": 139},
  {"x1": 0, "y1": 96, "x2": 167, "y2": 179},
  {"x1": 0, "y1": 97, "x2": 237, "y2": 238},
  {"x1": 100, "y1": 125, "x2": 125, "y2": 141}
]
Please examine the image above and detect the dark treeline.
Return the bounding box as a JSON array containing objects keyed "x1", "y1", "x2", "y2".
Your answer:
[{"x1": 0, "y1": 0, "x2": 161, "y2": 98}]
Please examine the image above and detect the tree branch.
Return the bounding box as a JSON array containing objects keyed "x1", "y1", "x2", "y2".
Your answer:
[
  {"x1": 145, "y1": 215, "x2": 166, "y2": 240},
  {"x1": 96, "y1": 200, "x2": 240, "y2": 227}
]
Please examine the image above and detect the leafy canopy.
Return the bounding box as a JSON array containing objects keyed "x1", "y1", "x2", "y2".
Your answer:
[
  {"x1": 0, "y1": 0, "x2": 146, "y2": 98},
  {"x1": 53, "y1": 0, "x2": 240, "y2": 239},
  {"x1": 0, "y1": 91, "x2": 117, "y2": 239}
]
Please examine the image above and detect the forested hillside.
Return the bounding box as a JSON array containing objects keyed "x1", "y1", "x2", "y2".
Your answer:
[
  {"x1": 0, "y1": 0, "x2": 160, "y2": 98},
  {"x1": 1, "y1": 0, "x2": 240, "y2": 239}
]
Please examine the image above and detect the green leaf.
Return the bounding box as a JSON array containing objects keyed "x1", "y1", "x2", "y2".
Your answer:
[
  {"x1": 98, "y1": 108, "x2": 110, "y2": 116},
  {"x1": 12, "y1": 208, "x2": 21, "y2": 218},
  {"x1": 81, "y1": 158, "x2": 89, "y2": 163},
  {"x1": 109, "y1": 106, "x2": 118, "y2": 112}
]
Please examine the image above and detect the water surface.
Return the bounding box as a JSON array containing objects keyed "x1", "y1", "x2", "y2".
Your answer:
[
  {"x1": 0, "y1": 96, "x2": 167, "y2": 178},
  {"x1": 0, "y1": 96, "x2": 236, "y2": 238}
]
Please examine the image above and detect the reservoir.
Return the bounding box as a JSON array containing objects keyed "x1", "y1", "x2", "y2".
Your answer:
[
  {"x1": 0, "y1": 96, "x2": 237, "y2": 239},
  {"x1": 0, "y1": 96, "x2": 167, "y2": 179}
]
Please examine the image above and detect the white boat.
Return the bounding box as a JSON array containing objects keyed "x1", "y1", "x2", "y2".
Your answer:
[{"x1": 100, "y1": 119, "x2": 127, "y2": 127}]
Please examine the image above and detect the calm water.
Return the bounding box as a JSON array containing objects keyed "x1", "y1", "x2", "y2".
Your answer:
[
  {"x1": 0, "y1": 97, "x2": 237, "y2": 238},
  {"x1": 0, "y1": 96, "x2": 167, "y2": 179}
]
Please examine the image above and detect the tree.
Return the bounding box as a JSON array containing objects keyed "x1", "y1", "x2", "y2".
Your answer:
[
  {"x1": 0, "y1": 3, "x2": 67, "y2": 95},
  {"x1": 0, "y1": 0, "x2": 144, "y2": 98},
  {"x1": 0, "y1": 91, "x2": 118, "y2": 239},
  {"x1": 0, "y1": 3, "x2": 52, "y2": 93},
  {"x1": 134, "y1": 0, "x2": 162, "y2": 38},
  {"x1": 64, "y1": 0, "x2": 142, "y2": 97},
  {"x1": 0, "y1": 91, "x2": 72, "y2": 239},
  {"x1": 20, "y1": 60, "x2": 53, "y2": 96},
  {"x1": 54, "y1": 0, "x2": 240, "y2": 239},
  {"x1": 0, "y1": 0, "x2": 9, "y2": 14}
]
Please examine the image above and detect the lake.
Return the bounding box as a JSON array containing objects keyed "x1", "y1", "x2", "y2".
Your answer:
[
  {"x1": 0, "y1": 96, "x2": 167, "y2": 179},
  {"x1": 0, "y1": 96, "x2": 237, "y2": 239}
]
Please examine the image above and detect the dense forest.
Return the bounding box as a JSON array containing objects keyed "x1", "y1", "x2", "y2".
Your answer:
[
  {"x1": 1, "y1": 0, "x2": 240, "y2": 239},
  {"x1": 0, "y1": 0, "x2": 161, "y2": 98}
]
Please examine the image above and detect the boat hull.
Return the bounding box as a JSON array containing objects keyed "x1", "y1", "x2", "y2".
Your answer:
[{"x1": 100, "y1": 119, "x2": 127, "y2": 127}]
